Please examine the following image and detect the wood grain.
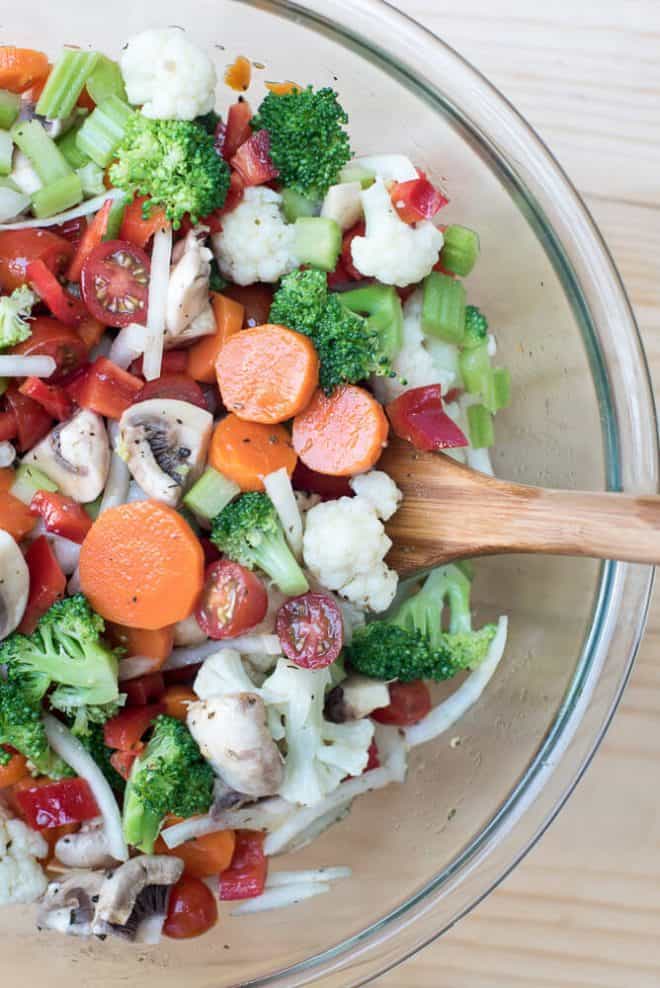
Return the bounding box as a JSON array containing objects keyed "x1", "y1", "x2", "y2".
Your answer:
[{"x1": 381, "y1": 1, "x2": 660, "y2": 985}]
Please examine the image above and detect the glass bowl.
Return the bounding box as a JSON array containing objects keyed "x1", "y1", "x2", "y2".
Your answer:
[{"x1": 2, "y1": 1, "x2": 657, "y2": 985}]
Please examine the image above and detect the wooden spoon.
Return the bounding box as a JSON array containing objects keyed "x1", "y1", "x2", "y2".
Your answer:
[{"x1": 380, "y1": 436, "x2": 660, "y2": 577}]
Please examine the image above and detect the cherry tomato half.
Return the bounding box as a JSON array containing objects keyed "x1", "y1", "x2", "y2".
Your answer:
[
  {"x1": 80, "y1": 239, "x2": 150, "y2": 328},
  {"x1": 132, "y1": 374, "x2": 208, "y2": 410},
  {"x1": 276, "y1": 592, "x2": 343, "y2": 669},
  {"x1": 163, "y1": 875, "x2": 218, "y2": 939},
  {"x1": 11, "y1": 316, "x2": 89, "y2": 382},
  {"x1": 372, "y1": 680, "x2": 431, "y2": 727},
  {"x1": 195, "y1": 560, "x2": 268, "y2": 640},
  {"x1": 0, "y1": 228, "x2": 74, "y2": 293}
]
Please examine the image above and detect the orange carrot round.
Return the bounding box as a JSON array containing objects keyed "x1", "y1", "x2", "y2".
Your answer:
[
  {"x1": 79, "y1": 501, "x2": 204, "y2": 630},
  {"x1": 265, "y1": 81, "x2": 301, "y2": 95},
  {"x1": 106, "y1": 623, "x2": 174, "y2": 665},
  {"x1": 162, "y1": 685, "x2": 197, "y2": 721},
  {"x1": 0, "y1": 47, "x2": 49, "y2": 92},
  {"x1": 292, "y1": 385, "x2": 389, "y2": 476},
  {"x1": 216, "y1": 324, "x2": 319, "y2": 424},
  {"x1": 155, "y1": 828, "x2": 236, "y2": 879},
  {"x1": 187, "y1": 293, "x2": 244, "y2": 384},
  {"x1": 209, "y1": 414, "x2": 297, "y2": 492}
]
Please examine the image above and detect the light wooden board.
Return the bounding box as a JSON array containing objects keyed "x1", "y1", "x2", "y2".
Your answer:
[{"x1": 381, "y1": 2, "x2": 660, "y2": 985}]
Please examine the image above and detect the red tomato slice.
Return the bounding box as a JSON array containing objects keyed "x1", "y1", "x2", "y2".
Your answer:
[
  {"x1": 195, "y1": 560, "x2": 268, "y2": 640},
  {"x1": 103, "y1": 702, "x2": 165, "y2": 752},
  {"x1": 230, "y1": 130, "x2": 279, "y2": 187},
  {"x1": 222, "y1": 282, "x2": 274, "y2": 328},
  {"x1": 15, "y1": 777, "x2": 99, "y2": 830},
  {"x1": 11, "y1": 316, "x2": 89, "y2": 382},
  {"x1": 275, "y1": 592, "x2": 343, "y2": 669},
  {"x1": 130, "y1": 350, "x2": 188, "y2": 377},
  {"x1": 19, "y1": 376, "x2": 73, "y2": 421},
  {"x1": 372, "y1": 680, "x2": 431, "y2": 726},
  {"x1": 123, "y1": 672, "x2": 166, "y2": 707},
  {"x1": 77, "y1": 356, "x2": 143, "y2": 419},
  {"x1": 30, "y1": 490, "x2": 92, "y2": 543},
  {"x1": 26, "y1": 258, "x2": 88, "y2": 327},
  {"x1": 0, "y1": 228, "x2": 74, "y2": 293},
  {"x1": 291, "y1": 460, "x2": 353, "y2": 501},
  {"x1": 390, "y1": 170, "x2": 449, "y2": 225},
  {"x1": 219, "y1": 830, "x2": 267, "y2": 901},
  {"x1": 221, "y1": 101, "x2": 252, "y2": 161},
  {"x1": 18, "y1": 535, "x2": 66, "y2": 634},
  {"x1": 81, "y1": 239, "x2": 150, "y2": 328},
  {"x1": 132, "y1": 373, "x2": 208, "y2": 410},
  {"x1": 386, "y1": 384, "x2": 468, "y2": 451},
  {"x1": 341, "y1": 221, "x2": 366, "y2": 281},
  {"x1": 164, "y1": 875, "x2": 218, "y2": 939},
  {"x1": 5, "y1": 386, "x2": 53, "y2": 452}
]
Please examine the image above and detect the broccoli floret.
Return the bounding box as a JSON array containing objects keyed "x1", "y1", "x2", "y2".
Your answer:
[
  {"x1": 0, "y1": 594, "x2": 121, "y2": 729},
  {"x1": 251, "y1": 86, "x2": 351, "y2": 197},
  {"x1": 463, "y1": 305, "x2": 488, "y2": 349},
  {"x1": 211, "y1": 492, "x2": 309, "y2": 596},
  {"x1": 0, "y1": 678, "x2": 72, "y2": 778},
  {"x1": 122, "y1": 715, "x2": 214, "y2": 853},
  {"x1": 195, "y1": 109, "x2": 221, "y2": 135},
  {"x1": 0, "y1": 286, "x2": 37, "y2": 350},
  {"x1": 270, "y1": 268, "x2": 401, "y2": 394},
  {"x1": 109, "y1": 116, "x2": 230, "y2": 228},
  {"x1": 346, "y1": 564, "x2": 497, "y2": 681},
  {"x1": 75, "y1": 722, "x2": 126, "y2": 796}
]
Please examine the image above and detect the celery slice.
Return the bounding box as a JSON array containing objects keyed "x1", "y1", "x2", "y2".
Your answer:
[
  {"x1": 76, "y1": 96, "x2": 133, "y2": 168},
  {"x1": 422, "y1": 271, "x2": 466, "y2": 344},
  {"x1": 493, "y1": 366, "x2": 511, "y2": 411},
  {"x1": 57, "y1": 124, "x2": 91, "y2": 170},
  {"x1": 11, "y1": 463, "x2": 58, "y2": 504},
  {"x1": 339, "y1": 164, "x2": 375, "y2": 188},
  {"x1": 31, "y1": 173, "x2": 83, "y2": 218},
  {"x1": 0, "y1": 90, "x2": 20, "y2": 130},
  {"x1": 459, "y1": 343, "x2": 496, "y2": 413},
  {"x1": 12, "y1": 119, "x2": 73, "y2": 185},
  {"x1": 294, "y1": 216, "x2": 342, "y2": 272},
  {"x1": 36, "y1": 49, "x2": 100, "y2": 120},
  {"x1": 77, "y1": 161, "x2": 105, "y2": 197},
  {"x1": 183, "y1": 467, "x2": 240, "y2": 521},
  {"x1": 441, "y1": 225, "x2": 480, "y2": 277},
  {"x1": 467, "y1": 403, "x2": 494, "y2": 449},
  {"x1": 281, "y1": 188, "x2": 319, "y2": 222},
  {"x1": 0, "y1": 131, "x2": 13, "y2": 177},
  {"x1": 341, "y1": 282, "x2": 404, "y2": 361},
  {"x1": 86, "y1": 56, "x2": 127, "y2": 105}
]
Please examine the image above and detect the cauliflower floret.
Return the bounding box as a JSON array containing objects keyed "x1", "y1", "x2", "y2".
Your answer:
[
  {"x1": 349, "y1": 470, "x2": 402, "y2": 521},
  {"x1": 0, "y1": 806, "x2": 48, "y2": 906},
  {"x1": 350, "y1": 179, "x2": 443, "y2": 287},
  {"x1": 120, "y1": 28, "x2": 217, "y2": 121},
  {"x1": 212, "y1": 187, "x2": 299, "y2": 286},
  {"x1": 341, "y1": 563, "x2": 399, "y2": 613}
]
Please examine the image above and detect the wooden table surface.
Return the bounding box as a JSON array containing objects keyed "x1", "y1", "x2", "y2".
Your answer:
[{"x1": 381, "y1": 2, "x2": 660, "y2": 986}]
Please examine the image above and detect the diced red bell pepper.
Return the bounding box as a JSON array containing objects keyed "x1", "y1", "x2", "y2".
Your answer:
[
  {"x1": 163, "y1": 662, "x2": 202, "y2": 688},
  {"x1": 386, "y1": 384, "x2": 468, "y2": 452},
  {"x1": 18, "y1": 535, "x2": 66, "y2": 634},
  {"x1": 0, "y1": 408, "x2": 17, "y2": 442},
  {"x1": 123, "y1": 672, "x2": 166, "y2": 707},
  {"x1": 19, "y1": 376, "x2": 73, "y2": 421},
  {"x1": 326, "y1": 258, "x2": 351, "y2": 290},
  {"x1": 60, "y1": 362, "x2": 91, "y2": 406},
  {"x1": 30, "y1": 490, "x2": 92, "y2": 544},
  {"x1": 48, "y1": 215, "x2": 88, "y2": 249},
  {"x1": 365, "y1": 738, "x2": 381, "y2": 771},
  {"x1": 220, "y1": 170, "x2": 245, "y2": 216},
  {"x1": 5, "y1": 387, "x2": 53, "y2": 452},
  {"x1": 340, "y1": 221, "x2": 366, "y2": 281},
  {"x1": 110, "y1": 749, "x2": 139, "y2": 781},
  {"x1": 231, "y1": 130, "x2": 279, "y2": 187},
  {"x1": 15, "y1": 777, "x2": 100, "y2": 830},
  {"x1": 292, "y1": 460, "x2": 353, "y2": 501},
  {"x1": 219, "y1": 830, "x2": 268, "y2": 900},
  {"x1": 67, "y1": 198, "x2": 113, "y2": 282},
  {"x1": 221, "y1": 101, "x2": 252, "y2": 161},
  {"x1": 77, "y1": 356, "x2": 143, "y2": 419},
  {"x1": 129, "y1": 349, "x2": 188, "y2": 377},
  {"x1": 26, "y1": 258, "x2": 88, "y2": 327},
  {"x1": 103, "y1": 702, "x2": 166, "y2": 752},
  {"x1": 119, "y1": 195, "x2": 168, "y2": 250},
  {"x1": 372, "y1": 680, "x2": 431, "y2": 727},
  {"x1": 390, "y1": 170, "x2": 449, "y2": 225}
]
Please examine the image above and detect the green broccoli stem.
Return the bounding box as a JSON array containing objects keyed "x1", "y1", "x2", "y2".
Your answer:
[
  {"x1": 255, "y1": 529, "x2": 310, "y2": 596},
  {"x1": 122, "y1": 772, "x2": 163, "y2": 853},
  {"x1": 340, "y1": 282, "x2": 403, "y2": 361}
]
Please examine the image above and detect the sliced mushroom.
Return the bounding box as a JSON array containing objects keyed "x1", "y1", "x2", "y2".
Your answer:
[
  {"x1": 164, "y1": 228, "x2": 215, "y2": 345},
  {"x1": 24, "y1": 410, "x2": 110, "y2": 502},
  {"x1": 173, "y1": 613, "x2": 208, "y2": 647},
  {"x1": 92, "y1": 855, "x2": 183, "y2": 936},
  {"x1": 0, "y1": 530, "x2": 29, "y2": 640},
  {"x1": 37, "y1": 870, "x2": 105, "y2": 937},
  {"x1": 55, "y1": 819, "x2": 116, "y2": 870},
  {"x1": 118, "y1": 398, "x2": 212, "y2": 507},
  {"x1": 324, "y1": 675, "x2": 390, "y2": 723},
  {"x1": 187, "y1": 694, "x2": 285, "y2": 798}
]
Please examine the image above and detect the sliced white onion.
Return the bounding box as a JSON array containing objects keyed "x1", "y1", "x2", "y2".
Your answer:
[
  {"x1": 161, "y1": 797, "x2": 292, "y2": 849},
  {"x1": 142, "y1": 224, "x2": 172, "y2": 381},
  {"x1": 466, "y1": 446, "x2": 494, "y2": 476},
  {"x1": 42, "y1": 714, "x2": 128, "y2": 862},
  {"x1": 353, "y1": 154, "x2": 417, "y2": 183},
  {"x1": 230, "y1": 882, "x2": 330, "y2": 915},
  {"x1": 67, "y1": 566, "x2": 81, "y2": 594},
  {"x1": 49, "y1": 534, "x2": 81, "y2": 575},
  {"x1": 99, "y1": 453, "x2": 130, "y2": 514},
  {"x1": 266, "y1": 866, "x2": 351, "y2": 887},
  {"x1": 89, "y1": 333, "x2": 113, "y2": 361},
  {"x1": 0, "y1": 186, "x2": 30, "y2": 223},
  {"x1": 0, "y1": 441, "x2": 15, "y2": 467},
  {"x1": 0, "y1": 188, "x2": 124, "y2": 231},
  {"x1": 263, "y1": 467, "x2": 303, "y2": 560},
  {"x1": 405, "y1": 616, "x2": 508, "y2": 747},
  {"x1": 118, "y1": 655, "x2": 163, "y2": 682},
  {"x1": 109, "y1": 322, "x2": 146, "y2": 370},
  {"x1": 0, "y1": 355, "x2": 56, "y2": 377},
  {"x1": 162, "y1": 634, "x2": 282, "y2": 672}
]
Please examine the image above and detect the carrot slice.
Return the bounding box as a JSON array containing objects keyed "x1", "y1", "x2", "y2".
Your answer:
[
  {"x1": 216, "y1": 324, "x2": 319, "y2": 424},
  {"x1": 292, "y1": 385, "x2": 389, "y2": 476},
  {"x1": 106, "y1": 623, "x2": 175, "y2": 665},
  {"x1": 0, "y1": 467, "x2": 14, "y2": 493},
  {"x1": 162, "y1": 685, "x2": 197, "y2": 721},
  {"x1": 209, "y1": 414, "x2": 297, "y2": 492},
  {"x1": 0, "y1": 47, "x2": 49, "y2": 92},
  {"x1": 0, "y1": 491, "x2": 36, "y2": 542},
  {"x1": 264, "y1": 81, "x2": 301, "y2": 95},
  {"x1": 79, "y1": 501, "x2": 204, "y2": 630},
  {"x1": 155, "y1": 827, "x2": 236, "y2": 879},
  {"x1": 187, "y1": 293, "x2": 244, "y2": 384}
]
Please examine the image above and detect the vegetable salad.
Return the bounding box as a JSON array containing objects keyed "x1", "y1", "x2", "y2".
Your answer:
[{"x1": 0, "y1": 30, "x2": 510, "y2": 941}]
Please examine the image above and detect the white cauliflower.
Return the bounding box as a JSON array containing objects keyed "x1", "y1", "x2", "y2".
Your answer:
[
  {"x1": 340, "y1": 563, "x2": 399, "y2": 613},
  {"x1": 350, "y1": 179, "x2": 443, "y2": 287},
  {"x1": 372, "y1": 289, "x2": 461, "y2": 404},
  {"x1": 349, "y1": 469, "x2": 402, "y2": 521},
  {"x1": 120, "y1": 28, "x2": 217, "y2": 120},
  {"x1": 0, "y1": 805, "x2": 48, "y2": 906},
  {"x1": 212, "y1": 187, "x2": 299, "y2": 286}
]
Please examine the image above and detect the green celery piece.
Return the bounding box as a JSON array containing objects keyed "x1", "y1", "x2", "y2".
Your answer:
[
  {"x1": 103, "y1": 194, "x2": 126, "y2": 240},
  {"x1": 459, "y1": 342, "x2": 496, "y2": 412},
  {"x1": 12, "y1": 119, "x2": 73, "y2": 185},
  {"x1": 281, "y1": 187, "x2": 319, "y2": 222},
  {"x1": 0, "y1": 378, "x2": 7, "y2": 396},
  {"x1": 183, "y1": 467, "x2": 240, "y2": 521},
  {"x1": 0, "y1": 90, "x2": 20, "y2": 130},
  {"x1": 339, "y1": 164, "x2": 375, "y2": 188},
  {"x1": 340, "y1": 282, "x2": 404, "y2": 361},
  {"x1": 0, "y1": 131, "x2": 12, "y2": 176},
  {"x1": 422, "y1": 271, "x2": 466, "y2": 344},
  {"x1": 76, "y1": 96, "x2": 134, "y2": 168},
  {"x1": 31, "y1": 173, "x2": 83, "y2": 218},
  {"x1": 86, "y1": 56, "x2": 127, "y2": 105},
  {"x1": 441, "y1": 225, "x2": 480, "y2": 277},
  {"x1": 11, "y1": 463, "x2": 58, "y2": 504},
  {"x1": 57, "y1": 124, "x2": 91, "y2": 169},
  {"x1": 467, "y1": 403, "x2": 494, "y2": 449},
  {"x1": 294, "y1": 216, "x2": 342, "y2": 272},
  {"x1": 493, "y1": 366, "x2": 511, "y2": 411},
  {"x1": 36, "y1": 50, "x2": 100, "y2": 120},
  {"x1": 77, "y1": 161, "x2": 106, "y2": 197}
]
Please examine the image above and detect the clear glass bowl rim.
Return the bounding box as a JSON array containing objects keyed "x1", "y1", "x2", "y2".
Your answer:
[{"x1": 239, "y1": 1, "x2": 657, "y2": 983}]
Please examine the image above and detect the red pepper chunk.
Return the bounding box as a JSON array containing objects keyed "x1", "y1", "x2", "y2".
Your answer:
[
  {"x1": 386, "y1": 384, "x2": 468, "y2": 452},
  {"x1": 77, "y1": 356, "x2": 143, "y2": 419},
  {"x1": 231, "y1": 130, "x2": 279, "y2": 187},
  {"x1": 123, "y1": 672, "x2": 166, "y2": 707},
  {"x1": 18, "y1": 536, "x2": 66, "y2": 634},
  {"x1": 110, "y1": 749, "x2": 139, "y2": 781},
  {"x1": 219, "y1": 830, "x2": 268, "y2": 900},
  {"x1": 5, "y1": 387, "x2": 53, "y2": 452},
  {"x1": 221, "y1": 101, "x2": 252, "y2": 161},
  {"x1": 15, "y1": 777, "x2": 99, "y2": 830},
  {"x1": 104, "y1": 702, "x2": 166, "y2": 752},
  {"x1": 30, "y1": 490, "x2": 92, "y2": 544},
  {"x1": 19, "y1": 376, "x2": 73, "y2": 421},
  {"x1": 390, "y1": 170, "x2": 448, "y2": 225},
  {"x1": 26, "y1": 258, "x2": 88, "y2": 327},
  {"x1": 67, "y1": 197, "x2": 113, "y2": 283}
]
